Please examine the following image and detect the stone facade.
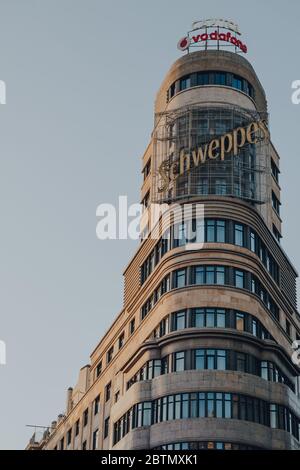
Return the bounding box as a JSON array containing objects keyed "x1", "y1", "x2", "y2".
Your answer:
[{"x1": 27, "y1": 49, "x2": 300, "y2": 451}]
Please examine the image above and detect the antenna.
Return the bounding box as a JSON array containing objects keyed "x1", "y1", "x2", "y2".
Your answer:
[{"x1": 26, "y1": 424, "x2": 51, "y2": 429}]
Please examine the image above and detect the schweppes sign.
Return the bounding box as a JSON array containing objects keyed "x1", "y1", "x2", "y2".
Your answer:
[{"x1": 158, "y1": 119, "x2": 269, "y2": 192}]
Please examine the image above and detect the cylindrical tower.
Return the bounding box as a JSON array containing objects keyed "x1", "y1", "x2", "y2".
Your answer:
[{"x1": 117, "y1": 49, "x2": 300, "y2": 450}]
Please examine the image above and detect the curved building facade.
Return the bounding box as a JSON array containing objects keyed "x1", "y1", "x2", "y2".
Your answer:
[{"x1": 27, "y1": 49, "x2": 300, "y2": 450}]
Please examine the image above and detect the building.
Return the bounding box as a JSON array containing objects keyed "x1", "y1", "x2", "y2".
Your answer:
[{"x1": 27, "y1": 23, "x2": 300, "y2": 451}]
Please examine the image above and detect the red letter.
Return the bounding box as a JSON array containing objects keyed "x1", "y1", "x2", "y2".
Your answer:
[
  {"x1": 210, "y1": 30, "x2": 218, "y2": 40},
  {"x1": 192, "y1": 35, "x2": 201, "y2": 43}
]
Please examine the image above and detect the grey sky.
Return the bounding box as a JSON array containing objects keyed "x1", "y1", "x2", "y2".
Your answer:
[{"x1": 0, "y1": 0, "x2": 299, "y2": 449}]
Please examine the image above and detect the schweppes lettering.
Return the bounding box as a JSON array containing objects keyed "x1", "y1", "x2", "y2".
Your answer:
[{"x1": 158, "y1": 119, "x2": 269, "y2": 192}]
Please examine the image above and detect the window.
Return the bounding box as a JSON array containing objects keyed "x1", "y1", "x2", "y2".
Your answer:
[
  {"x1": 67, "y1": 428, "x2": 72, "y2": 446},
  {"x1": 179, "y1": 75, "x2": 191, "y2": 91},
  {"x1": 141, "y1": 295, "x2": 153, "y2": 320},
  {"x1": 195, "y1": 350, "x2": 205, "y2": 370},
  {"x1": 233, "y1": 75, "x2": 243, "y2": 90},
  {"x1": 250, "y1": 275, "x2": 279, "y2": 320},
  {"x1": 215, "y1": 179, "x2": 227, "y2": 195},
  {"x1": 159, "y1": 318, "x2": 169, "y2": 337},
  {"x1": 162, "y1": 230, "x2": 171, "y2": 256},
  {"x1": 194, "y1": 266, "x2": 205, "y2": 284},
  {"x1": 206, "y1": 220, "x2": 215, "y2": 242},
  {"x1": 235, "y1": 270, "x2": 245, "y2": 289},
  {"x1": 271, "y1": 159, "x2": 279, "y2": 183},
  {"x1": 147, "y1": 359, "x2": 161, "y2": 379},
  {"x1": 173, "y1": 311, "x2": 186, "y2": 331},
  {"x1": 197, "y1": 177, "x2": 208, "y2": 195},
  {"x1": 192, "y1": 308, "x2": 205, "y2": 327},
  {"x1": 129, "y1": 318, "x2": 135, "y2": 335},
  {"x1": 133, "y1": 402, "x2": 152, "y2": 428},
  {"x1": 143, "y1": 159, "x2": 151, "y2": 180},
  {"x1": 234, "y1": 224, "x2": 244, "y2": 247},
  {"x1": 251, "y1": 276, "x2": 257, "y2": 294},
  {"x1": 216, "y1": 309, "x2": 226, "y2": 328},
  {"x1": 193, "y1": 266, "x2": 225, "y2": 285},
  {"x1": 250, "y1": 231, "x2": 256, "y2": 252},
  {"x1": 118, "y1": 332, "x2": 125, "y2": 350},
  {"x1": 195, "y1": 349, "x2": 227, "y2": 370},
  {"x1": 162, "y1": 356, "x2": 169, "y2": 375},
  {"x1": 270, "y1": 404, "x2": 277, "y2": 429},
  {"x1": 114, "y1": 392, "x2": 300, "y2": 445},
  {"x1": 273, "y1": 225, "x2": 281, "y2": 243},
  {"x1": 236, "y1": 313, "x2": 245, "y2": 332},
  {"x1": 96, "y1": 361, "x2": 102, "y2": 378},
  {"x1": 206, "y1": 219, "x2": 226, "y2": 243},
  {"x1": 142, "y1": 190, "x2": 150, "y2": 209},
  {"x1": 192, "y1": 308, "x2": 226, "y2": 328},
  {"x1": 153, "y1": 359, "x2": 162, "y2": 377},
  {"x1": 208, "y1": 266, "x2": 217, "y2": 284},
  {"x1": 127, "y1": 358, "x2": 168, "y2": 389},
  {"x1": 261, "y1": 361, "x2": 269, "y2": 381},
  {"x1": 168, "y1": 71, "x2": 254, "y2": 101},
  {"x1": 251, "y1": 319, "x2": 257, "y2": 337},
  {"x1": 174, "y1": 269, "x2": 186, "y2": 288},
  {"x1": 143, "y1": 262, "x2": 279, "y2": 326},
  {"x1": 83, "y1": 408, "x2": 88, "y2": 427},
  {"x1": 207, "y1": 350, "x2": 216, "y2": 370},
  {"x1": 168, "y1": 82, "x2": 176, "y2": 100},
  {"x1": 115, "y1": 391, "x2": 120, "y2": 403},
  {"x1": 59, "y1": 437, "x2": 64, "y2": 450},
  {"x1": 94, "y1": 395, "x2": 100, "y2": 415},
  {"x1": 104, "y1": 417, "x2": 110, "y2": 439},
  {"x1": 216, "y1": 266, "x2": 225, "y2": 284},
  {"x1": 161, "y1": 274, "x2": 170, "y2": 295},
  {"x1": 75, "y1": 419, "x2": 80, "y2": 437},
  {"x1": 141, "y1": 250, "x2": 155, "y2": 284},
  {"x1": 107, "y1": 346, "x2": 114, "y2": 364},
  {"x1": 216, "y1": 220, "x2": 226, "y2": 243},
  {"x1": 174, "y1": 222, "x2": 188, "y2": 247},
  {"x1": 92, "y1": 429, "x2": 99, "y2": 450},
  {"x1": 214, "y1": 72, "x2": 226, "y2": 86},
  {"x1": 105, "y1": 382, "x2": 111, "y2": 402},
  {"x1": 272, "y1": 191, "x2": 280, "y2": 215},
  {"x1": 141, "y1": 218, "x2": 281, "y2": 286},
  {"x1": 197, "y1": 72, "x2": 209, "y2": 86},
  {"x1": 236, "y1": 353, "x2": 247, "y2": 372},
  {"x1": 216, "y1": 350, "x2": 227, "y2": 370},
  {"x1": 286, "y1": 319, "x2": 291, "y2": 337},
  {"x1": 174, "y1": 352, "x2": 185, "y2": 372},
  {"x1": 82, "y1": 440, "x2": 87, "y2": 450}
]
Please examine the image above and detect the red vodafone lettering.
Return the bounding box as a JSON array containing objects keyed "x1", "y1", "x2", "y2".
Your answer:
[
  {"x1": 189, "y1": 30, "x2": 247, "y2": 53},
  {"x1": 192, "y1": 35, "x2": 201, "y2": 43}
]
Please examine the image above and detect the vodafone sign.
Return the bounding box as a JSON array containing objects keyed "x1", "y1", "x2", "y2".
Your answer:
[
  {"x1": 177, "y1": 37, "x2": 191, "y2": 51},
  {"x1": 178, "y1": 19, "x2": 247, "y2": 54}
]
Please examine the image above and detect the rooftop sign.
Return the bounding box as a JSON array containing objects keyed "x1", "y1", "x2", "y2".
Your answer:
[
  {"x1": 158, "y1": 119, "x2": 269, "y2": 193},
  {"x1": 177, "y1": 18, "x2": 247, "y2": 54}
]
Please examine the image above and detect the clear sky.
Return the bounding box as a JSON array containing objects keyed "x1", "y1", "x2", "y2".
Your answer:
[{"x1": 0, "y1": 0, "x2": 299, "y2": 449}]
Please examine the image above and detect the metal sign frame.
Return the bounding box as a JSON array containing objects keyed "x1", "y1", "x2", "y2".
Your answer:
[{"x1": 177, "y1": 19, "x2": 247, "y2": 54}]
